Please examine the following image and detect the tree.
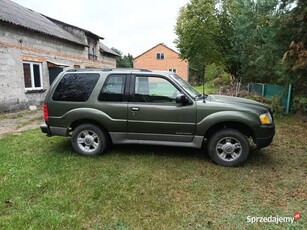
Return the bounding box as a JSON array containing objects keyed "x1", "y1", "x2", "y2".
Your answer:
[
  {"x1": 175, "y1": 0, "x2": 306, "y2": 87},
  {"x1": 281, "y1": 0, "x2": 307, "y2": 94},
  {"x1": 229, "y1": 0, "x2": 294, "y2": 83},
  {"x1": 175, "y1": 0, "x2": 232, "y2": 79},
  {"x1": 111, "y1": 48, "x2": 133, "y2": 68}
]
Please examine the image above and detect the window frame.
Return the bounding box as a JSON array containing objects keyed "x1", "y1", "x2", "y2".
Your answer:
[
  {"x1": 23, "y1": 61, "x2": 43, "y2": 91},
  {"x1": 132, "y1": 75, "x2": 181, "y2": 104},
  {"x1": 156, "y1": 52, "x2": 165, "y2": 60},
  {"x1": 168, "y1": 69, "x2": 177, "y2": 73},
  {"x1": 98, "y1": 74, "x2": 128, "y2": 102}
]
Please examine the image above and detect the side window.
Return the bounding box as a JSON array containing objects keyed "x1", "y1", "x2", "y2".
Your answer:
[
  {"x1": 134, "y1": 76, "x2": 180, "y2": 103},
  {"x1": 52, "y1": 73, "x2": 99, "y2": 102},
  {"x1": 98, "y1": 75, "x2": 126, "y2": 102}
]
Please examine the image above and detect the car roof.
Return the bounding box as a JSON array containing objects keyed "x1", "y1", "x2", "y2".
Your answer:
[
  {"x1": 65, "y1": 68, "x2": 174, "y2": 76},
  {"x1": 66, "y1": 68, "x2": 150, "y2": 73}
]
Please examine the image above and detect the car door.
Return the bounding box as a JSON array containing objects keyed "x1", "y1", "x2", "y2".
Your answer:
[
  {"x1": 96, "y1": 74, "x2": 128, "y2": 133},
  {"x1": 127, "y1": 74, "x2": 196, "y2": 142}
]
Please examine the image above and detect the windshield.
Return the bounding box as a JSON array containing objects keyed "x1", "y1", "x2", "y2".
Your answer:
[{"x1": 172, "y1": 74, "x2": 201, "y2": 98}]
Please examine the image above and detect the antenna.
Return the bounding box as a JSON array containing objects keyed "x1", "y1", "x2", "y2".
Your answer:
[{"x1": 203, "y1": 64, "x2": 206, "y2": 102}]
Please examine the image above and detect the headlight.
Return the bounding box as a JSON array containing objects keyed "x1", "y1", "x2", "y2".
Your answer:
[{"x1": 259, "y1": 111, "x2": 273, "y2": 125}]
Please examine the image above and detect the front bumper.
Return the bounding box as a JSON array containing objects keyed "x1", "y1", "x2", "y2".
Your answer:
[{"x1": 253, "y1": 124, "x2": 275, "y2": 148}]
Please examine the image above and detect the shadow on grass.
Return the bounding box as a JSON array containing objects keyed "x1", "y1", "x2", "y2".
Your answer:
[
  {"x1": 48, "y1": 137, "x2": 209, "y2": 161},
  {"x1": 47, "y1": 137, "x2": 276, "y2": 167},
  {"x1": 47, "y1": 138, "x2": 75, "y2": 156},
  {"x1": 246, "y1": 147, "x2": 275, "y2": 167},
  {"x1": 111, "y1": 144, "x2": 207, "y2": 160}
]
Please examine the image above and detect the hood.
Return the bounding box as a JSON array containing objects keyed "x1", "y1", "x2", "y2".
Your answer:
[{"x1": 206, "y1": 95, "x2": 270, "y2": 113}]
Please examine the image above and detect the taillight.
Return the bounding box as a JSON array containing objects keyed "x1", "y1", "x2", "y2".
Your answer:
[{"x1": 43, "y1": 103, "x2": 48, "y2": 121}]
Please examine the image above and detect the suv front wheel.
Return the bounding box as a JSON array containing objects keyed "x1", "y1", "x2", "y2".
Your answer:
[
  {"x1": 208, "y1": 128, "x2": 249, "y2": 167},
  {"x1": 71, "y1": 124, "x2": 107, "y2": 156}
]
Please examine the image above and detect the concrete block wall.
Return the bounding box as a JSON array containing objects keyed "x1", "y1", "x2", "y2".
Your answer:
[{"x1": 0, "y1": 22, "x2": 116, "y2": 112}]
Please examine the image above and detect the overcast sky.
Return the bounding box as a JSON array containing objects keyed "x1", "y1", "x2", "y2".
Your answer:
[{"x1": 11, "y1": 0, "x2": 190, "y2": 57}]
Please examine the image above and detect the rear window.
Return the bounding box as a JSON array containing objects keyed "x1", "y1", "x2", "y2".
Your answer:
[{"x1": 52, "y1": 73, "x2": 99, "y2": 102}]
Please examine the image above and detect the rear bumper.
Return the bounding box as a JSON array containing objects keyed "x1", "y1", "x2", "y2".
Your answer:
[
  {"x1": 40, "y1": 123, "x2": 52, "y2": 136},
  {"x1": 253, "y1": 124, "x2": 275, "y2": 148},
  {"x1": 40, "y1": 123, "x2": 68, "y2": 137}
]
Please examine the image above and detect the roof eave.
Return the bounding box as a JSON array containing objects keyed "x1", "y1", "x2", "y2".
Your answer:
[
  {"x1": 0, "y1": 19, "x2": 87, "y2": 47},
  {"x1": 99, "y1": 48, "x2": 119, "y2": 56},
  {"x1": 45, "y1": 16, "x2": 104, "y2": 40}
]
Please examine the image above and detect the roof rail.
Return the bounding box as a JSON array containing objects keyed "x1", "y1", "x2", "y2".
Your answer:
[
  {"x1": 66, "y1": 68, "x2": 152, "y2": 72},
  {"x1": 137, "y1": 68, "x2": 152, "y2": 72},
  {"x1": 102, "y1": 68, "x2": 152, "y2": 72},
  {"x1": 66, "y1": 68, "x2": 99, "y2": 72}
]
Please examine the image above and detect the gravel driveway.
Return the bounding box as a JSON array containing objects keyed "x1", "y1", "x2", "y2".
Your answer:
[{"x1": 0, "y1": 108, "x2": 44, "y2": 137}]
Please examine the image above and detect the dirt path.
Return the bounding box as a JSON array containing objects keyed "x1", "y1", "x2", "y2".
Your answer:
[{"x1": 0, "y1": 108, "x2": 44, "y2": 137}]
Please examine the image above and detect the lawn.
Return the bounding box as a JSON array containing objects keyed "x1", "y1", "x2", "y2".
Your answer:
[
  {"x1": 194, "y1": 82, "x2": 218, "y2": 94},
  {"x1": 0, "y1": 116, "x2": 306, "y2": 229}
]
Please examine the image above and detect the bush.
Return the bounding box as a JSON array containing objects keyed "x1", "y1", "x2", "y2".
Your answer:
[
  {"x1": 205, "y1": 64, "x2": 233, "y2": 87},
  {"x1": 292, "y1": 96, "x2": 307, "y2": 115},
  {"x1": 270, "y1": 96, "x2": 284, "y2": 117},
  {"x1": 205, "y1": 63, "x2": 222, "y2": 81}
]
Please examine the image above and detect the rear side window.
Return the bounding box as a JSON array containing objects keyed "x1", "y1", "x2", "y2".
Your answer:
[
  {"x1": 98, "y1": 75, "x2": 126, "y2": 102},
  {"x1": 52, "y1": 73, "x2": 99, "y2": 102}
]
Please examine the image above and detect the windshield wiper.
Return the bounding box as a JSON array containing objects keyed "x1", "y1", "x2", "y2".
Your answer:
[
  {"x1": 195, "y1": 94, "x2": 203, "y2": 99},
  {"x1": 195, "y1": 94, "x2": 208, "y2": 100}
]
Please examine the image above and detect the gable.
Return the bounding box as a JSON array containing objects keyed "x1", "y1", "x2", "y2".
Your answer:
[{"x1": 134, "y1": 43, "x2": 181, "y2": 60}]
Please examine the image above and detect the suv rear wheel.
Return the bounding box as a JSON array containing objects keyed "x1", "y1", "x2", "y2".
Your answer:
[
  {"x1": 71, "y1": 124, "x2": 107, "y2": 156},
  {"x1": 208, "y1": 128, "x2": 249, "y2": 167}
]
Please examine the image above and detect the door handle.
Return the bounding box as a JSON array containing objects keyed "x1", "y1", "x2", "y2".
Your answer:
[{"x1": 131, "y1": 107, "x2": 140, "y2": 112}]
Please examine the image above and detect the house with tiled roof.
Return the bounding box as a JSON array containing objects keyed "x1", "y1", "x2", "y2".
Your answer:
[
  {"x1": 133, "y1": 43, "x2": 190, "y2": 82},
  {"x1": 0, "y1": 0, "x2": 118, "y2": 112}
]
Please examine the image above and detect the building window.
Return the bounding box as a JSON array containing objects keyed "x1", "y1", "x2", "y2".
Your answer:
[
  {"x1": 169, "y1": 69, "x2": 176, "y2": 73},
  {"x1": 156, "y1": 52, "x2": 164, "y2": 60},
  {"x1": 88, "y1": 38, "x2": 98, "y2": 61},
  {"x1": 23, "y1": 62, "x2": 43, "y2": 90}
]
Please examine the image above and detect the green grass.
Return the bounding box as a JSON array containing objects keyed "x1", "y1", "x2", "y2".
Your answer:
[
  {"x1": 0, "y1": 117, "x2": 306, "y2": 229},
  {"x1": 194, "y1": 83, "x2": 218, "y2": 94}
]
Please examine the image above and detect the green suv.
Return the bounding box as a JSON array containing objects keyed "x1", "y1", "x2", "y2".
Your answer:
[{"x1": 40, "y1": 68, "x2": 275, "y2": 166}]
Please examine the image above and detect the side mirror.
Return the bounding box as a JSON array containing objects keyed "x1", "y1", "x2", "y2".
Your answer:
[{"x1": 176, "y1": 94, "x2": 189, "y2": 105}]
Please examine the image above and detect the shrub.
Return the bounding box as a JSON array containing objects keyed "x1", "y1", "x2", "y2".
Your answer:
[
  {"x1": 205, "y1": 63, "x2": 222, "y2": 82},
  {"x1": 292, "y1": 96, "x2": 307, "y2": 115},
  {"x1": 270, "y1": 96, "x2": 284, "y2": 117},
  {"x1": 205, "y1": 64, "x2": 233, "y2": 87}
]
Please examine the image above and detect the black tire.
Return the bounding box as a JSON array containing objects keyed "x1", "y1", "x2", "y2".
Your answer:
[
  {"x1": 207, "y1": 128, "x2": 249, "y2": 167},
  {"x1": 71, "y1": 124, "x2": 107, "y2": 156}
]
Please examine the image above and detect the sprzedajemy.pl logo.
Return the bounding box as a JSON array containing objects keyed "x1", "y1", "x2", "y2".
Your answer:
[{"x1": 247, "y1": 212, "x2": 301, "y2": 224}]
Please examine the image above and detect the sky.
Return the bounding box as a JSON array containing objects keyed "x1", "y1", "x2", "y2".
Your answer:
[{"x1": 11, "y1": 0, "x2": 190, "y2": 57}]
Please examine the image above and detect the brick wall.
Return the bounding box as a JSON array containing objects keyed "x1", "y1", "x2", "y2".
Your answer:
[
  {"x1": 0, "y1": 22, "x2": 116, "y2": 112},
  {"x1": 134, "y1": 44, "x2": 189, "y2": 81}
]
